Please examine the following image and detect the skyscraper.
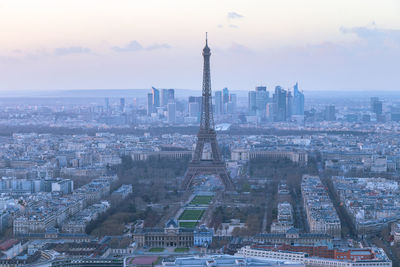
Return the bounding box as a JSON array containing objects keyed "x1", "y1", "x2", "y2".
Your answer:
[
  {"x1": 222, "y1": 87, "x2": 229, "y2": 114},
  {"x1": 151, "y1": 87, "x2": 160, "y2": 110},
  {"x1": 167, "y1": 89, "x2": 175, "y2": 103},
  {"x1": 104, "y1": 97, "x2": 109, "y2": 114},
  {"x1": 248, "y1": 91, "x2": 257, "y2": 115},
  {"x1": 214, "y1": 91, "x2": 222, "y2": 116},
  {"x1": 189, "y1": 102, "x2": 200, "y2": 118},
  {"x1": 189, "y1": 96, "x2": 202, "y2": 119},
  {"x1": 273, "y1": 86, "x2": 287, "y2": 122},
  {"x1": 229, "y1": 93, "x2": 237, "y2": 114},
  {"x1": 120, "y1": 98, "x2": 125, "y2": 113},
  {"x1": 167, "y1": 102, "x2": 176, "y2": 123},
  {"x1": 371, "y1": 97, "x2": 383, "y2": 115},
  {"x1": 161, "y1": 89, "x2": 168, "y2": 107},
  {"x1": 147, "y1": 93, "x2": 153, "y2": 116},
  {"x1": 222, "y1": 88, "x2": 229, "y2": 104},
  {"x1": 255, "y1": 86, "x2": 269, "y2": 120},
  {"x1": 324, "y1": 105, "x2": 336, "y2": 121},
  {"x1": 293, "y1": 82, "x2": 305, "y2": 116},
  {"x1": 286, "y1": 91, "x2": 293, "y2": 120},
  {"x1": 189, "y1": 96, "x2": 202, "y2": 106}
]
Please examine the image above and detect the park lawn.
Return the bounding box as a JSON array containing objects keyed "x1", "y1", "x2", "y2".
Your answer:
[
  {"x1": 149, "y1": 247, "x2": 164, "y2": 252},
  {"x1": 174, "y1": 247, "x2": 190, "y2": 253},
  {"x1": 179, "y1": 221, "x2": 198, "y2": 228},
  {"x1": 178, "y1": 209, "x2": 204, "y2": 221},
  {"x1": 190, "y1": 195, "x2": 213, "y2": 205}
]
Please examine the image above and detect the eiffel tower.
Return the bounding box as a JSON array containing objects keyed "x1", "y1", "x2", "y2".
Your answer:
[{"x1": 182, "y1": 34, "x2": 234, "y2": 191}]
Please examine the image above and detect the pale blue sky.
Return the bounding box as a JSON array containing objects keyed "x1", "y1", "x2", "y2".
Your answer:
[{"x1": 0, "y1": 0, "x2": 399, "y2": 92}]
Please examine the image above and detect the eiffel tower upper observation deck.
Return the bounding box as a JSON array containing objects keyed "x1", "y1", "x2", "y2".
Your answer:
[{"x1": 181, "y1": 34, "x2": 235, "y2": 191}]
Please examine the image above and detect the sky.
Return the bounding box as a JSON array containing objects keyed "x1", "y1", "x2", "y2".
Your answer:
[{"x1": 0, "y1": 0, "x2": 399, "y2": 93}]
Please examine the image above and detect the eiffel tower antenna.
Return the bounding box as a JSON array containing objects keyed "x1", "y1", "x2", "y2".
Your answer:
[{"x1": 181, "y1": 34, "x2": 234, "y2": 191}]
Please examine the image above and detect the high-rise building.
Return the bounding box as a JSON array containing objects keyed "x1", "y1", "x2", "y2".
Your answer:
[
  {"x1": 147, "y1": 93, "x2": 153, "y2": 116},
  {"x1": 324, "y1": 105, "x2": 336, "y2": 121},
  {"x1": 226, "y1": 102, "x2": 236, "y2": 114},
  {"x1": 293, "y1": 82, "x2": 304, "y2": 116},
  {"x1": 151, "y1": 87, "x2": 160, "y2": 110},
  {"x1": 214, "y1": 91, "x2": 222, "y2": 116},
  {"x1": 132, "y1": 98, "x2": 137, "y2": 109},
  {"x1": 230, "y1": 93, "x2": 237, "y2": 106},
  {"x1": 256, "y1": 86, "x2": 269, "y2": 120},
  {"x1": 120, "y1": 98, "x2": 125, "y2": 113},
  {"x1": 105, "y1": 97, "x2": 110, "y2": 113},
  {"x1": 222, "y1": 87, "x2": 230, "y2": 114},
  {"x1": 248, "y1": 91, "x2": 257, "y2": 115},
  {"x1": 222, "y1": 88, "x2": 229, "y2": 104},
  {"x1": 189, "y1": 96, "x2": 202, "y2": 119},
  {"x1": 286, "y1": 91, "x2": 293, "y2": 120},
  {"x1": 266, "y1": 102, "x2": 275, "y2": 121},
  {"x1": 228, "y1": 93, "x2": 237, "y2": 114},
  {"x1": 167, "y1": 89, "x2": 175, "y2": 103},
  {"x1": 256, "y1": 86, "x2": 267, "y2": 92},
  {"x1": 167, "y1": 103, "x2": 176, "y2": 123},
  {"x1": 161, "y1": 89, "x2": 169, "y2": 107},
  {"x1": 189, "y1": 102, "x2": 200, "y2": 118},
  {"x1": 371, "y1": 97, "x2": 383, "y2": 115},
  {"x1": 189, "y1": 96, "x2": 202, "y2": 106},
  {"x1": 273, "y1": 86, "x2": 287, "y2": 122}
]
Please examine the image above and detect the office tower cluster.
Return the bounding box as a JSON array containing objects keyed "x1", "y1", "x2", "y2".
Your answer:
[
  {"x1": 248, "y1": 82, "x2": 304, "y2": 123},
  {"x1": 147, "y1": 87, "x2": 177, "y2": 123},
  {"x1": 214, "y1": 87, "x2": 237, "y2": 116},
  {"x1": 186, "y1": 87, "x2": 236, "y2": 122}
]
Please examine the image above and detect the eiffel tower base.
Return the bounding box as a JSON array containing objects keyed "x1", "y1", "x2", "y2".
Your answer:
[{"x1": 181, "y1": 160, "x2": 234, "y2": 191}]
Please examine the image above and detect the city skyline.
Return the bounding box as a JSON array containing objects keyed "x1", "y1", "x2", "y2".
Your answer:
[
  {"x1": 0, "y1": 0, "x2": 399, "y2": 92},
  {"x1": 1, "y1": 2, "x2": 400, "y2": 266}
]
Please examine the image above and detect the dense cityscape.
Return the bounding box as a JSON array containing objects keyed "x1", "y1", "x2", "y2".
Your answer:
[
  {"x1": 0, "y1": 71, "x2": 400, "y2": 266},
  {"x1": 1, "y1": 1, "x2": 399, "y2": 266}
]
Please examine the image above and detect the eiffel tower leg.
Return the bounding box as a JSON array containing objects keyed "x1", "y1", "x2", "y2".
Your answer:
[
  {"x1": 193, "y1": 138, "x2": 205, "y2": 161},
  {"x1": 182, "y1": 167, "x2": 197, "y2": 190},
  {"x1": 217, "y1": 168, "x2": 234, "y2": 191},
  {"x1": 210, "y1": 138, "x2": 221, "y2": 161}
]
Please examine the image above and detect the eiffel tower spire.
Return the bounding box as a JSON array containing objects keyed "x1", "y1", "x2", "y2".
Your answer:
[
  {"x1": 200, "y1": 32, "x2": 214, "y2": 133},
  {"x1": 182, "y1": 34, "x2": 234, "y2": 191}
]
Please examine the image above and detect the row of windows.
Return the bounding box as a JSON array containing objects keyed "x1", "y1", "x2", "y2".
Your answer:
[{"x1": 146, "y1": 236, "x2": 193, "y2": 241}]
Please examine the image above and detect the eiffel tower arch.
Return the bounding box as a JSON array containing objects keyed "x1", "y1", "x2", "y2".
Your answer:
[{"x1": 182, "y1": 34, "x2": 234, "y2": 191}]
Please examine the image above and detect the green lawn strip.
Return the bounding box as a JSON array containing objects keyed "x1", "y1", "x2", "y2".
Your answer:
[
  {"x1": 190, "y1": 195, "x2": 213, "y2": 205},
  {"x1": 174, "y1": 247, "x2": 189, "y2": 252},
  {"x1": 178, "y1": 209, "x2": 204, "y2": 221},
  {"x1": 149, "y1": 247, "x2": 164, "y2": 252}
]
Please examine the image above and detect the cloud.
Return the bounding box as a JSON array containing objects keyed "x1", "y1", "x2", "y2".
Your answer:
[
  {"x1": 229, "y1": 24, "x2": 239, "y2": 29},
  {"x1": 54, "y1": 46, "x2": 91, "y2": 56},
  {"x1": 340, "y1": 24, "x2": 400, "y2": 48},
  {"x1": 227, "y1": 12, "x2": 243, "y2": 19},
  {"x1": 112, "y1": 40, "x2": 171, "y2": 52},
  {"x1": 112, "y1": 41, "x2": 143, "y2": 52},
  {"x1": 146, "y1": 43, "x2": 171, "y2": 50}
]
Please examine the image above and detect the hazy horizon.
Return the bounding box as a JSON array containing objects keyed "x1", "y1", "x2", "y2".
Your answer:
[{"x1": 2, "y1": 88, "x2": 400, "y2": 100}]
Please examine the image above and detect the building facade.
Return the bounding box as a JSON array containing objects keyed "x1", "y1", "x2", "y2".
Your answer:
[{"x1": 133, "y1": 219, "x2": 194, "y2": 248}]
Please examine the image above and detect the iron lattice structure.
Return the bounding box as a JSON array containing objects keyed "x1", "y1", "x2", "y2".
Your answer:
[{"x1": 181, "y1": 35, "x2": 234, "y2": 191}]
